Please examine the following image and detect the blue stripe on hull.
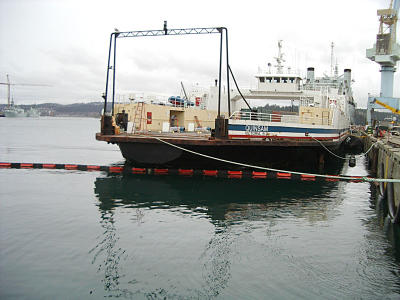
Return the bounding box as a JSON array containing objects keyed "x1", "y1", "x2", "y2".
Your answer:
[{"x1": 228, "y1": 124, "x2": 341, "y2": 134}]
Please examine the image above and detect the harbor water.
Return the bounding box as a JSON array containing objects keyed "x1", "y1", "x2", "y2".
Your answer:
[{"x1": 1, "y1": 117, "x2": 400, "y2": 299}]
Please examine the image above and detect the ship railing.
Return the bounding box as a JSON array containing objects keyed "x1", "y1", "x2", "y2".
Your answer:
[
  {"x1": 229, "y1": 111, "x2": 298, "y2": 122},
  {"x1": 229, "y1": 111, "x2": 331, "y2": 125}
]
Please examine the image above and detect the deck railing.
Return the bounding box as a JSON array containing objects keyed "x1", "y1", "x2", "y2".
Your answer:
[{"x1": 229, "y1": 111, "x2": 331, "y2": 126}]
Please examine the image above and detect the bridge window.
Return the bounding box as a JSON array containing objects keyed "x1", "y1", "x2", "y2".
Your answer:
[
  {"x1": 259, "y1": 77, "x2": 265, "y2": 83},
  {"x1": 266, "y1": 77, "x2": 272, "y2": 83}
]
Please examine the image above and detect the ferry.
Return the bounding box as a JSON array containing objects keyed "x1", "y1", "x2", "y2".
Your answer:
[
  {"x1": 226, "y1": 41, "x2": 355, "y2": 144},
  {"x1": 96, "y1": 28, "x2": 356, "y2": 172}
]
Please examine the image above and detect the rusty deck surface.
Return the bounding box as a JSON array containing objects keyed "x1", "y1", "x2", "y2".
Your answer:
[{"x1": 96, "y1": 132, "x2": 340, "y2": 148}]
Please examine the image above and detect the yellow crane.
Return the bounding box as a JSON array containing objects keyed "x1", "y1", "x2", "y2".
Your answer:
[{"x1": 373, "y1": 98, "x2": 400, "y2": 115}]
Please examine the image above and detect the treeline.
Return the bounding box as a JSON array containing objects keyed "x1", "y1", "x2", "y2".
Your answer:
[
  {"x1": 354, "y1": 109, "x2": 394, "y2": 125},
  {"x1": 257, "y1": 104, "x2": 395, "y2": 125},
  {"x1": 0, "y1": 102, "x2": 108, "y2": 117},
  {"x1": 256, "y1": 104, "x2": 299, "y2": 114},
  {"x1": 1, "y1": 101, "x2": 395, "y2": 124}
]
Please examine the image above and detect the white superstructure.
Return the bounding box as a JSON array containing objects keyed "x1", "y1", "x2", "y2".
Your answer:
[{"x1": 212, "y1": 41, "x2": 356, "y2": 141}]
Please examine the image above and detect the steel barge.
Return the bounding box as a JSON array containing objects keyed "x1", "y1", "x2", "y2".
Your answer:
[
  {"x1": 96, "y1": 25, "x2": 355, "y2": 172},
  {"x1": 96, "y1": 131, "x2": 348, "y2": 171}
]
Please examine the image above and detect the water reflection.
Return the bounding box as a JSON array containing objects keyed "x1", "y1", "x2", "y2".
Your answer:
[
  {"x1": 92, "y1": 174, "x2": 345, "y2": 297},
  {"x1": 90, "y1": 156, "x2": 400, "y2": 298},
  {"x1": 94, "y1": 175, "x2": 343, "y2": 224},
  {"x1": 89, "y1": 210, "x2": 134, "y2": 298},
  {"x1": 369, "y1": 183, "x2": 400, "y2": 263}
]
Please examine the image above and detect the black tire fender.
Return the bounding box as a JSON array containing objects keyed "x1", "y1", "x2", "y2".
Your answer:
[
  {"x1": 387, "y1": 182, "x2": 400, "y2": 224},
  {"x1": 379, "y1": 162, "x2": 386, "y2": 196},
  {"x1": 377, "y1": 190, "x2": 388, "y2": 219}
]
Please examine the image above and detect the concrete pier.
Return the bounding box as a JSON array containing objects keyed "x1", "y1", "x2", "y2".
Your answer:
[{"x1": 365, "y1": 134, "x2": 400, "y2": 222}]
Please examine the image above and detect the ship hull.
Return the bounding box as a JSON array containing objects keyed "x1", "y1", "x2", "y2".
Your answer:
[
  {"x1": 118, "y1": 142, "x2": 342, "y2": 171},
  {"x1": 95, "y1": 132, "x2": 349, "y2": 172}
]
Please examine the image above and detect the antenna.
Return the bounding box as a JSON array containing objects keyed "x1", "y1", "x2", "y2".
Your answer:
[
  {"x1": 335, "y1": 59, "x2": 339, "y2": 78},
  {"x1": 330, "y1": 42, "x2": 335, "y2": 77},
  {"x1": 274, "y1": 40, "x2": 286, "y2": 74}
]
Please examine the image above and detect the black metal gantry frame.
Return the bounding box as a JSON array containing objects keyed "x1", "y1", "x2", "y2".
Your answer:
[{"x1": 102, "y1": 24, "x2": 231, "y2": 118}]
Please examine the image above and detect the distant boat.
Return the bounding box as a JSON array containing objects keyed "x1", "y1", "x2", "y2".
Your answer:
[
  {"x1": 3, "y1": 105, "x2": 40, "y2": 118},
  {"x1": 26, "y1": 107, "x2": 40, "y2": 118},
  {"x1": 1, "y1": 74, "x2": 44, "y2": 118},
  {"x1": 4, "y1": 105, "x2": 26, "y2": 117}
]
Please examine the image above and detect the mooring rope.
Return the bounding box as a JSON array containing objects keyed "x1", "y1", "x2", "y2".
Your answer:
[
  {"x1": 310, "y1": 136, "x2": 378, "y2": 160},
  {"x1": 153, "y1": 137, "x2": 400, "y2": 183}
]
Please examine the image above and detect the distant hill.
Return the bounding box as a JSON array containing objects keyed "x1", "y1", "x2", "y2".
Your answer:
[
  {"x1": 1, "y1": 102, "x2": 396, "y2": 125},
  {"x1": 0, "y1": 102, "x2": 109, "y2": 117}
]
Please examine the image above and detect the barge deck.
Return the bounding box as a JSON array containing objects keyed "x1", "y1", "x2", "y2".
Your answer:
[{"x1": 96, "y1": 132, "x2": 342, "y2": 147}]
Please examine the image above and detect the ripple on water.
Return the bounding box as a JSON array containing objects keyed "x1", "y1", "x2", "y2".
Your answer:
[{"x1": 2, "y1": 120, "x2": 400, "y2": 299}]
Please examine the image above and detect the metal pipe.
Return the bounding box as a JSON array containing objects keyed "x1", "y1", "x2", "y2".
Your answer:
[
  {"x1": 112, "y1": 33, "x2": 117, "y2": 116},
  {"x1": 103, "y1": 34, "x2": 113, "y2": 115},
  {"x1": 228, "y1": 65, "x2": 252, "y2": 111},
  {"x1": 218, "y1": 30, "x2": 223, "y2": 118},
  {"x1": 225, "y1": 28, "x2": 231, "y2": 116}
]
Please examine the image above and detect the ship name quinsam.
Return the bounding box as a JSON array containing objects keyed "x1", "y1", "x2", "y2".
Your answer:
[{"x1": 245, "y1": 125, "x2": 268, "y2": 135}]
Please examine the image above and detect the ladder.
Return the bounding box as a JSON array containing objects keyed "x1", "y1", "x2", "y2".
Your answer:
[
  {"x1": 194, "y1": 116, "x2": 201, "y2": 128},
  {"x1": 132, "y1": 102, "x2": 146, "y2": 132}
]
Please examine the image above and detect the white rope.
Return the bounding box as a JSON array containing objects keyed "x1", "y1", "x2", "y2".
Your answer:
[
  {"x1": 362, "y1": 141, "x2": 377, "y2": 155},
  {"x1": 310, "y1": 136, "x2": 377, "y2": 160},
  {"x1": 310, "y1": 137, "x2": 347, "y2": 159},
  {"x1": 153, "y1": 137, "x2": 400, "y2": 183}
]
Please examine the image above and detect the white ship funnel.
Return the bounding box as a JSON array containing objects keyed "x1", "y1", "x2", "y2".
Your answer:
[
  {"x1": 344, "y1": 69, "x2": 351, "y2": 88},
  {"x1": 306, "y1": 67, "x2": 315, "y2": 82}
]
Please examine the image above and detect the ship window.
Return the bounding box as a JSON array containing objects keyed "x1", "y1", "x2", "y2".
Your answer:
[
  {"x1": 282, "y1": 77, "x2": 288, "y2": 83},
  {"x1": 289, "y1": 78, "x2": 294, "y2": 83},
  {"x1": 275, "y1": 77, "x2": 280, "y2": 83},
  {"x1": 266, "y1": 77, "x2": 272, "y2": 82},
  {"x1": 259, "y1": 77, "x2": 265, "y2": 83}
]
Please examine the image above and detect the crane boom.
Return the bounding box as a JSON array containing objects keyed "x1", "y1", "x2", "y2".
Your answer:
[
  {"x1": 0, "y1": 83, "x2": 51, "y2": 86},
  {"x1": 180, "y1": 81, "x2": 188, "y2": 100},
  {"x1": 0, "y1": 74, "x2": 50, "y2": 107},
  {"x1": 374, "y1": 99, "x2": 400, "y2": 114}
]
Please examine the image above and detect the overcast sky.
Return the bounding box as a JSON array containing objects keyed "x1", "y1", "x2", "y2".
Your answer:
[{"x1": 0, "y1": 0, "x2": 398, "y2": 108}]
